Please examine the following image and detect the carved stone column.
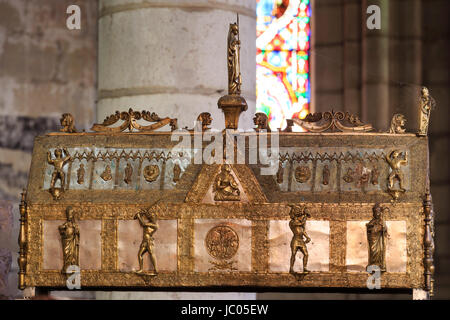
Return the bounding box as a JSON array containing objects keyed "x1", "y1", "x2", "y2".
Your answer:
[
  {"x1": 97, "y1": 0, "x2": 256, "y2": 130},
  {"x1": 96, "y1": 0, "x2": 257, "y2": 300}
]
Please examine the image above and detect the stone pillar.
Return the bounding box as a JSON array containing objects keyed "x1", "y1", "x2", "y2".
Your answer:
[
  {"x1": 97, "y1": 0, "x2": 256, "y2": 130},
  {"x1": 96, "y1": 0, "x2": 257, "y2": 300}
]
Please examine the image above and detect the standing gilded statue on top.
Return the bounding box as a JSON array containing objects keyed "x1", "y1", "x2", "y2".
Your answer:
[
  {"x1": 227, "y1": 18, "x2": 242, "y2": 95},
  {"x1": 418, "y1": 87, "x2": 433, "y2": 136}
]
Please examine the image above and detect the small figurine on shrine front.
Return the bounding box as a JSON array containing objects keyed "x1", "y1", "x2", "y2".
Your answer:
[
  {"x1": 386, "y1": 150, "x2": 408, "y2": 200},
  {"x1": 213, "y1": 165, "x2": 241, "y2": 201},
  {"x1": 418, "y1": 87, "x2": 433, "y2": 136},
  {"x1": 366, "y1": 203, "x2": 388, "y2": 272},
  {"x1": 134, "y1": 207, "x2": 158, "y2": 275},
  {"x1": 47, "y1": 147, "x2": 71, "y2": 199},
  {"x1": 59, "y1": 206, "x2": 80, "y2": 274},
  {"x1": 289, "y1": 205, "x2": 311, "y2": 274}
]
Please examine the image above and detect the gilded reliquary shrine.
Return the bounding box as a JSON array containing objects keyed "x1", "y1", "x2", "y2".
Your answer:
[{"x1": 17, "y1": 22, "x2": 435, "y2": 298}]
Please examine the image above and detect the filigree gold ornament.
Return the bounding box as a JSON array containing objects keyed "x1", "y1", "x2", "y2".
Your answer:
[
  {"x1": 91, "y1": 108, "x2": 178, "y2": 133},
  {"x1": 143, "y1": 165, "x2": 160, "y2": 182},
  {"x1": 76, "y1": 164, "x2": 85, "y2": 185},
  {"x1": 389, "y1": 114, "x2": 406, "y2": 134},
  {"x1": 59, "y1": 206, "x2": 80, "y2": 274},
  {"x1": 366, "y1": 203, "x2": 388, "y2": 272},
  {"x1": 386, "y1": 150, "x2": 408, "y2": 200},
  {"x1": 291, "y1": 110, "x2": 373, "y2": 133},
  {"x1": 253, "y1": 112, "x2": 271, "y2": 132},
  {"x1": 134, "y1": 207, "x2": 158, "y2": 275},
  {"x1": 124, "y1": 162, "x2": 133, "y2": 184},
  {"x1": 418, "y1": 87, "x2": 433, "y2": 136},
  {"x1": 173, "y1": 163, "x2": 181, "y2": 183},
  {"x1": 294, "y1": 166, "x2": 311, "y2": 183},
  {"x1": 289, "y1": 205, "x2": 311, "y2": 274},
  {"x1": 322, "y1": 165, "x2": 330, "y2": 185},
  {"x1": 205, "y1": 225, "x2": 239, "y2": 271},
  {"x1": 213, "y1": 165, "x2": 240, "y2": 201},
  {"x1": 60, "y1": 113, "x2": 77, "y2": 133},
  {"x1": 47, "y1": 147, "x2": 71, "y2": 200},
  {"x1": 100, "y1": 165, "x2": 112, "y2": 181}
]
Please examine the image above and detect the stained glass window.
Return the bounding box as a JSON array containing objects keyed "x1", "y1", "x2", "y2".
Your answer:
[{"x1": 256, "y1": 0, "x2": 311, "y2": 130}]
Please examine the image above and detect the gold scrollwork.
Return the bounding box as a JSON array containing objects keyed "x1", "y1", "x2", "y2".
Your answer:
[
  {"x1": 134, "y1": 207, "x2": 158, "y2": 275},
  {"x1": 366, "y1": 203, "x2": 389, "y2": 272},
  {"x1": 291, "y1": 110, "x2": 373, "y2": 133},
  {"x1": 91, "y1": 108, "x2": 178, "y2": 133}
]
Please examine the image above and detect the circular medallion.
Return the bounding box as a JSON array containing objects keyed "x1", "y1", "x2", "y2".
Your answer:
[
  {"x1": 205, "y1": 225, "x2": 239, "y2": 260},
  {"x1": 143, "y1": 165, "x2": 160, "y2": 182},
  {"x1": 295, "y1": 166, "x2": 311, "y2": 183}
]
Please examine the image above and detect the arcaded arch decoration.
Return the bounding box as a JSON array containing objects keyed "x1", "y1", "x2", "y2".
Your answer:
[
  {"x1": 91, "y1": 108, "x2": 178, "y2": 133},
  {"x1": 291, "y1": 110, "x2": 373, "y2": 133}
]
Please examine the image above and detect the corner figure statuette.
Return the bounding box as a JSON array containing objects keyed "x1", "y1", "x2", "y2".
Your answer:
[
  {"x1": 59, "y1": 206, "x2": 80, "y2": 274},
  {"x1": 289, "y1": 205, "x2": 311, "y2": 274},
  {"x1": 418, "y1": 87, "x2": 433, "y2": 136},
  {"x1": 134, "y1": 207, "x2": 158, "y2": 275},
  {"x1": 227, "y1": 21, "x2": 242, "y2": 95},
  {"x1": 214, "y1": 165, "x2": 240, "y2": 201},
  {"x1": 366, "y1": 204, "x2": 389, "y2": 272},
  {"x1": 47, "y1": 147, "x2": 71, "y2": 199},
  {"x1": 386, "y1": 150, "x2": 408, "y2": 200}
]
